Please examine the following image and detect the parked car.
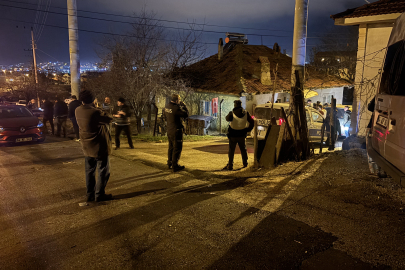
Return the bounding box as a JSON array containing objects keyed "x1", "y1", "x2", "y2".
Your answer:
[
  {"x1": 30, "y1": 108, "x2": 44, "y2": 119},
  {"x1": 367, "y1": 12, "x2": 405, "y2": 186},
  {"x1": 0, "y1": 105, "x2": 46, "y2": 144},
  {"x1": 251, "y1": 102, "x2": 329, "y2": 142}
]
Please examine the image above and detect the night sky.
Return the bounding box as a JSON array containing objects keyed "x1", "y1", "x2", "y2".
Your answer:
[{"x1": 0, "y1": 0, "x2": 370, "y2": 66}]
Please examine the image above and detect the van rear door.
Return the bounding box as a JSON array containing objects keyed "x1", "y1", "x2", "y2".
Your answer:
[
  {"x1": 374, "y1": 39, "x2": 405, "y2": 173},
  {"x1": 385, "y1": 95, "x2": 405, "y2": 173}
]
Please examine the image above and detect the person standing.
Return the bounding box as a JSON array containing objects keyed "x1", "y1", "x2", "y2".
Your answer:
[
  {"x1": 102, "y1": 97, "x2": 114, "y2": 132},
  {"x1": 27, "y1": 99, "x2": 37, "y2": 110},
  {"x1": 54, "y1": 98, "x2": 69, "y2": 137},
  {"x1": 102, "y1": 97, "x2": 113, "y2": 114},
  {"x1": 41, "y1": 97, "x2": 54, "y2": 135},
  {"x1": 76, "y1": 90, "x2": 113, "y2": 202},
  {"x1": 165, "y1": 94, "x2": 189, "y2": 172},
  {"x1": 68, "y1": 95, "x2": 81, "y2": 141},
  {"x1": 223, "y1": 100, "x2": 254, "y2": 171},
  {"x1": 113, "y1": 98, "x2": 133, "y2": 150},
  {"x1": 343, "y1": 106, "x2": 352, "y2": 138}
]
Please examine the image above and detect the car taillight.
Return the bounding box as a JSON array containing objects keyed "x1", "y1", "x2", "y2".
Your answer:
[{"x1": 278, "y1": 118, "x2": 284, "y2": 125}]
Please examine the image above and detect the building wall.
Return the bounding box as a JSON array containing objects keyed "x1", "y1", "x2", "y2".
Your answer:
[
  {"x1": 156, "y1": 91, "x2": 239, "y2": 133},
  {"x1": 352, "y1": 23, "x2": 393, "y2": 136},
  {"x1": 308, "y1": 87, "x2": 345, "y2": 105}
]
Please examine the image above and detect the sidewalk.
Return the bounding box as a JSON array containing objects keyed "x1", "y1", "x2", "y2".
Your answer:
[{"x1": 110, "y1": 137, "x2": 405, "y2": 268}]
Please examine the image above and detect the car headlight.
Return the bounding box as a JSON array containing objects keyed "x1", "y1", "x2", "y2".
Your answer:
[
  {"x1": 37, "y1": 121, "x2": 44, "y2": 128},
  {"x1": 0, "y1": 127, "x2": 3, "y2": 132}
]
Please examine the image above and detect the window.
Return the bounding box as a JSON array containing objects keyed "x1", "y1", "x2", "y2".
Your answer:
[
  {"x1": 306, "y1": 110, "x2": 311, "y2": 123},
  {"x1": 312, "y1": 112, "x2": 324, "y2": 123},
  {"x1": 0, "y1": 107, "x2": 33, "y2": 119},
  {"x1": 379, "y1": 40, "x2": 405, "y2": 96}
]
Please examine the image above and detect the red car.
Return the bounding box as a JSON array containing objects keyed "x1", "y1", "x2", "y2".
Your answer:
[{"x1": 0, "y1": 105, "x2": 46, "y2": 144}]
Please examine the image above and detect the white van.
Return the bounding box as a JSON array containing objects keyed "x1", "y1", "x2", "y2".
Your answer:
[
  {"x1": 367, "y1": 12, "x2": 405, "y2": 185},
  {"x1": 252, "y1": 102, "x2": 326, "y2": 142}
]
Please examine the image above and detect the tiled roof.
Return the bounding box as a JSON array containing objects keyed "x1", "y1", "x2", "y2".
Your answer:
[
  {"x1": 331, "y1": 0, "x2": 405, "y2": 20},
  {"x1": 173, "y1": 45, "x2": 350, "y2": 95}
]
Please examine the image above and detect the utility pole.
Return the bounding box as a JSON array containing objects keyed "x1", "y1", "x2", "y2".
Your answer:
[
  {"x1": 67, "y1": 0, "x2": 80, "y2": 98},
  {"x1": 291, "y1": 0, "x2": 308, "y2": 88},
  {"x1": 31, "y1": 27, "x2": 40, "y2": 107},
  {"x1": 290, "y1": 0, "x2": 310, "y2": 159}
]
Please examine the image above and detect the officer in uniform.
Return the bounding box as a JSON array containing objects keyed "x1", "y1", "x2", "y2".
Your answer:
[
  {"x1": 165, "y1": 94, "x2": 189, "y2": 172},
  {"x1": 223, "y1": 100, "x2": 254, "y2": 170}
]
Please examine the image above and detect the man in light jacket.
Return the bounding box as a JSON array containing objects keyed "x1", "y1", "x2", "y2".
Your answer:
[{"x1": 223, "y1": 100, "x2": 254, "y2": 171}]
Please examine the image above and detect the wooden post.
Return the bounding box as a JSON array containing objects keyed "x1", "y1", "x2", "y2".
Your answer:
[
  {"x1": 320, "y1": 123, "x2": 325, "y2": 153},
  {"x1": 328, "y1": 96, "x2": 336, "y2": 151},
  {"x1": 281, "y1": 107, "x2": 299, "y2": 158},
  {"x1": 153, "y1": 107, "x2": 159, "y2": 136},
  {"x1": 253, "y1": 119, "x2": 258, "y2": 168}
]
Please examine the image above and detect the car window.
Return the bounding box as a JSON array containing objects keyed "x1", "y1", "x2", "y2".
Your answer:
[
  {"x1": 379, "y1": 40, "x2": 405, "y2": 96},
  {"x1": 312, "y1": 111, "x2": 324, "y2": 123},
  {"x1": 254, "y1": 107, "x2": 282, "y2": 119},
  {"x1": 0, "y1": 107, "x2": 33, "y2": 119}
]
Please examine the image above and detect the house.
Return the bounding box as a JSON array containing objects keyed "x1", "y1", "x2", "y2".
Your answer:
[
  {"x1": 331, "y1": 0, "x2": 405, "y2": 136},
  {"x1": 171, "y1": 43, "x2": 350, "y2": 133}
]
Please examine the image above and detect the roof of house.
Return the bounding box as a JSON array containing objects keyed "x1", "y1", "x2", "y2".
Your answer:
[
  {"x1": 174, "y1": 44, "x2": 350, "y2": 95},
  {"x1": 331, "y1": 0, "x2": 405, "y2": 20}
]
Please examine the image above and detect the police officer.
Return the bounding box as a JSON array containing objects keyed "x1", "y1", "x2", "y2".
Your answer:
[
  {"x1": 223, "y1": 100, "x2": 254, "y2": 170},
  {"x1": 165, "y1": 94, "x2": 189, "y2": 172}
]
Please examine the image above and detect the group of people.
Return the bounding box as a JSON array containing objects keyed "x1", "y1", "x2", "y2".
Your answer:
[
  {"x1": 307, "y1": 99, "x2": 352, "y2": 137},
  {"x1": 28, "y1": 97, "x2": 73, "y2": 138},
  {"x1": 74, "y1": 92, "x2": 253, "y2": 203}
]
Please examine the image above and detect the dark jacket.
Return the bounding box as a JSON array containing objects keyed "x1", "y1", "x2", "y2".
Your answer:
[
  {"x1": 226, "y1": 106, "x2": 254, "y2": 137},
  {"x1": 27, "y1": 102, "x2": 37, "y2": 110},
  {"x1": 42, "y1": 100, "x2": 54, "y2": 119},
  {"x1": 68, "y1": 99, "x2": 81, "y2": 119},
  {"x1": 102, "y1": 103, "x2": 114, "y2": 115},
  {"x1": 75, "y1": 104, "x2": 112, "y2": 158},
  {"x1": 114, "y1": 104, "x2": 132, "y2": 125},
  {"x1": 54, "y1": 101, "x2": 68, "y2": 118},
  {"x1": 165, "y1": 101, "x2": 189, "y2": 135}
]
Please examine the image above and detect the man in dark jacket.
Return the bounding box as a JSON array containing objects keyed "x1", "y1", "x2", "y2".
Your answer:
[
  {"x1": 54, "y1": 98, "x2": 69, "y2": 137},
  {"x1": 76, "y1": 90, "x2": 113, "y2": 202},
  {"x1": 68, "y1": 95, "x2": 81, "y2": 141},
  {"x1": 165, "y1": 94, "x2": 189, "y2": 172},
  {"x1": 41, "y1": 98, "x2": 54, "y2": 135},
  {"x1": 113, "y1": 97, "x2": 133, "y2": 149},
  {"x1": 223, "y1": 100, "x2": 254, "y2": 170}
]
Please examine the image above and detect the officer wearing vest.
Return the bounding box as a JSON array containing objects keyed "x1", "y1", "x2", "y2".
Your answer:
[
  {"x1": 223, "y1": 100, "x2": 254, "y2": 170},
  {"x1": 165, "y1": 94, "x2": 189, "y2": 172}
]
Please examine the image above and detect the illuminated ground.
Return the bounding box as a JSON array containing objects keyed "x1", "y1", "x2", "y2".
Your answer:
[{"x1": 0, "y1": 136, "x2": 403, "y2": 269}]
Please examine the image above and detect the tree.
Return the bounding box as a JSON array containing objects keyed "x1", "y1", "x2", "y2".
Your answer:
[
  {"x1": 93, "y1": 8, "x2": 206, "y2": 133},
  {"x1": 309, "y1": 26, "x2": 358, "y2": 84}
]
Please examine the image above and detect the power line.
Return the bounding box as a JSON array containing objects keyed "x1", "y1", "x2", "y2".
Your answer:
[
  {"x1": 37, "y1": 48, "x2": 59, "y2": 62},
  {"x1": 0, "y1": 0, "x2": 356, "y2": 36},
  {"x1": 0, "y1": 17, "x2": 220, "y2": 45},
  {"x1": 36, "y1": 0, "x2": 51, "y2": 42},
  {"x1": 0, "y1": 3, "x2": 294, "y2": 39}
]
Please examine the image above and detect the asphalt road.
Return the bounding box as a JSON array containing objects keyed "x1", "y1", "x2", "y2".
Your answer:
[{"x1": 0, "y1": 137, "x2": 389, "y2": 269}]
